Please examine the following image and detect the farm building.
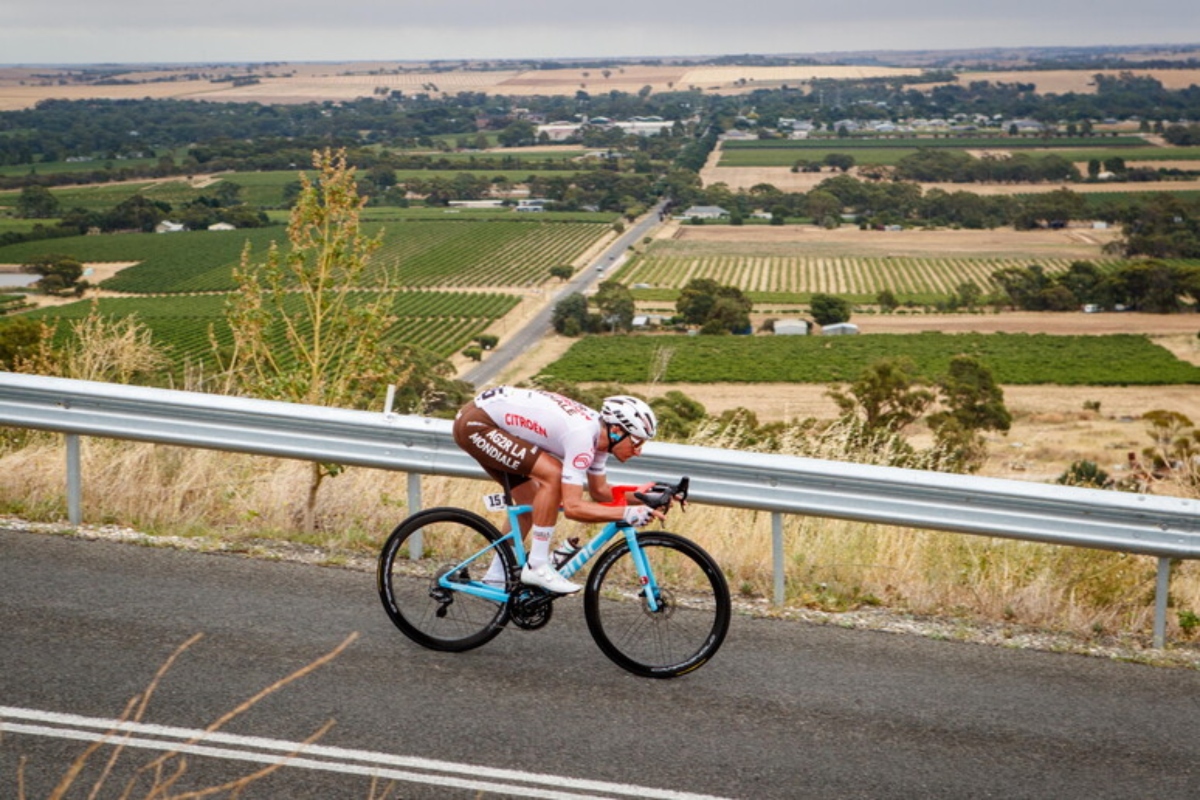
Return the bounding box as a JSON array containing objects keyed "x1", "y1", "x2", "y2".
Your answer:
[
  {"x1": 822, "y1": 322, "x2": 859, "y2": 336},
  {"x1": 449, "y1": 200, "x2": 505, "y2": 209},
  {"x1": 613, "y1": 120, "x2": 673, "y2": 137},
  {"x1": 207, "y1": 222, "x2": 236, "y2": 231},
  {"x1": 774, "y1": 319, "x2": 810, "y2": 335},
  {"x1": 536, "y1": 122, "x2": 583, "y2": 141},
  {"x1": 679, "y1": 205, "x2": 728, "y2": 220},
  {"x1": 632, "y1": 314, "x2": 667, "y2": 329}
]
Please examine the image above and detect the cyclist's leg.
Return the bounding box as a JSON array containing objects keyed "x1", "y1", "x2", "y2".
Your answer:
[
  {"x1": 452, "y1": 404, "x2": 574, "y2": 590},
  {"x1": 454, "y1": 409, "x2": 539, "y2": 583},
  {"x1": 523, "y1": 452, "x2": 566, "y2": 567},
  {"x1": 484, "y1": 475, "x2": 534, "y2": 584}
]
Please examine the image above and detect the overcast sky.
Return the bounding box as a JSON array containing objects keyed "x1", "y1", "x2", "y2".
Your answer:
[{"x1": 2, "y1": 1, "x2": 1197, "y2": 65}]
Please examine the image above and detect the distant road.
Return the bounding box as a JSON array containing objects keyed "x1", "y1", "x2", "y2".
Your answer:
[
  {"x1": 4, "y1": 530, "x2": 1200, "y2": 799},
  {"x1": 461, "y1": 199, "x2": 669, "y2": 388}
]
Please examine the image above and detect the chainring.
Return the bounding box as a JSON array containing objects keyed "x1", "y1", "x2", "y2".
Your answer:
[{"x1": 508, "y1": 586, "x2": 555, "y2": 630}]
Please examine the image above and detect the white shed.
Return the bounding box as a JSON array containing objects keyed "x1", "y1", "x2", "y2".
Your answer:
[
  {"x1": 679, "y1": 205, "x2": 728, "y2": 220},
  {"x1": 774, "y1": 319, "x2": 809, "y2": 336},
  {"x1": 822, "y1": 322, "x2": 859, "y2": 336}
]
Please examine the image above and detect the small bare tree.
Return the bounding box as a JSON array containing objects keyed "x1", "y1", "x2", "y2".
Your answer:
[{"x1": 221, "y1": 147, "x2": 407, "y2": 531}]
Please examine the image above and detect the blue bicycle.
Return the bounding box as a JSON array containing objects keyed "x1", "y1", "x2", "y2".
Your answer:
[{"x1": 377, "y1": 477, "x2": 731, "y2": 678}]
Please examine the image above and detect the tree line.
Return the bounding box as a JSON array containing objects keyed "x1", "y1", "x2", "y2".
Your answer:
[
  {"x1": 991, "y1": 260, "x2": 1200, "y2": 313},
  {"x1": 681, "y1": 174, "x2": 1200, "y2": 257},
  {"x1": 5, "y1": 69, "x2": 1199, "y2": 173}
]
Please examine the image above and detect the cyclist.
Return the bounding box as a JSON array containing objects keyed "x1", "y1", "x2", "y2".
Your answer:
[{"x1": 452, "y1": 386, "x2": 661, "y2": 594}]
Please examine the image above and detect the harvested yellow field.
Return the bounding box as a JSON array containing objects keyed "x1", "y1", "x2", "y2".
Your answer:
[
  {"x1": 666, "y1": 220, "x2": 1124, "y2": 259},
  {"x1": 701, "y1": 164, "x2": 1200, "y2": 195},
  {"x1": 678, "y1": 64, "x2": 922, "y2": 92},
  {"x1": 956, "y1": 68, "x2": 1200, "y2": 94},
  {"x1": 10, "y1": 61, "x2": 1198, "y2": 111}
]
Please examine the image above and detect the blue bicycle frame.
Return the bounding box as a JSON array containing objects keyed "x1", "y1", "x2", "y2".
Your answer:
[{"x1": 436, "y1": 501, "x2": 663, "y2": 610}]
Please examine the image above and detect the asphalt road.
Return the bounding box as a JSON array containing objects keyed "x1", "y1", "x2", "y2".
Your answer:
[
  {"x1": 3, "y1": 529, "x2": 1199, "y2": 799},
  {"x1": 461, "y1": 200, "x2": 670, "y2": 389}
]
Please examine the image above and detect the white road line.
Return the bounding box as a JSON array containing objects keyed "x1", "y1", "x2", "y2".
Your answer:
[{"x1": 1, "y1": 706, "x2": 732, "y2": 800}]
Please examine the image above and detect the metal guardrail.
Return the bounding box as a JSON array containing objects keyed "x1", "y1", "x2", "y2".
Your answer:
[{"x1": 2, "y1": 372, "x2": 1198, "y2": 646}]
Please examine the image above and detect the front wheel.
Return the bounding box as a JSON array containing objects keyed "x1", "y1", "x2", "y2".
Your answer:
[
  {"x1": 377, "y1": 507, "x2": 515, "y2": 652},
  {"x1": 584, "y1": 532, "x2": 731, "y2": 678}
]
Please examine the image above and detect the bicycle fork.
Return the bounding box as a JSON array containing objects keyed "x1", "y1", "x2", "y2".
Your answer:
[{"x1": 624, "y1": 528, "x2": 663, "y2": 613}]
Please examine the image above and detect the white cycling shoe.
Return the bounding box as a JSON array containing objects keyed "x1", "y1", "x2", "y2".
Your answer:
[{"x1": 520, "y1": 562, "x2": 582, "y2": 594}]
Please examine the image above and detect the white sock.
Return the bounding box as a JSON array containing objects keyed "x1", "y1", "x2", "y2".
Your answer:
[
  {"x1": 526, "y1": 525, "x2": 555, "y2": 568},
  {"x1": 483, "y1": 552, "x2": 507, "y2": 584}
]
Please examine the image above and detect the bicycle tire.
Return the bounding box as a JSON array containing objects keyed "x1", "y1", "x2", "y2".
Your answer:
[
  {"x1": 584, "y1": 531, "x2": 731, "y2": 678},
  {"x1": 377, "y1": 507, "x2": 515, "y2": 652}
]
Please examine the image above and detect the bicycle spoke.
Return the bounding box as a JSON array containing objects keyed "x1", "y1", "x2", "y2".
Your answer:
[
  {"x1": 585, "y1": 533, "x2": 730, "y2": 678},
  {"x1": 378, "y1": 508, "x2": 514, "y2": 652}
]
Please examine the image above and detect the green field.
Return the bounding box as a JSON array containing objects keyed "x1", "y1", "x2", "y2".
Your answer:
[
  {"x1": 718, "y1": 138, "x2": 1199, "y2": 169},
  {"x1": 720, "y1": 148, "x2": 919, "y2": 167},
  {"x1": 0, "y1": 166, "x2": 605, "y2": 212},
  {"x1": 539, "y1": 332, "x2": 1200, "y2": 386},
  {"x1": 0, "y1": 156, "x2": 164, "y2": 178},
  {"x1": 0, "y1": 218, "x2": 612, "y2": 292},
  {"x1": 723, "y1": 136, "x2": 1152, "y2": 150},
  {"x1": 25, "y1": 290, "x2": 520, "y2": 367}
]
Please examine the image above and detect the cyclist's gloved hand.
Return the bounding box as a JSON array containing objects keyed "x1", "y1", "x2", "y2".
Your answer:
[{"x1": 622, "y1": 505, "x2": 656, "y2": 527}]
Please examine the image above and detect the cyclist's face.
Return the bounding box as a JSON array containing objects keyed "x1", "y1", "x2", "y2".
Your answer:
[{"x1": 612, "y1": 430, "x2": 644, "y2": 462}]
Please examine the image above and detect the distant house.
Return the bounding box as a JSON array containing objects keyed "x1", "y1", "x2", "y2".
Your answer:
[
  {"x1": 155, "y1": 220, "x2": 185, "y2": 233},
  {"x1": 822, "y1": 322, "x2": 859, "y2": 336},
  {"x1": 679, "y1": 205, "x2": 728, "y2": 220},
  {"x1": 774, "y1": 319, "x2": 810, "y2": 336},
  {"x1": 613, "y1": 120, "x2": 672, "y2": 137},
  {"x1": 449, "y1": 200, "x2": 505, "y2": 209},
  {"x1": 207, "y1": 222, "x2": 236, "y2": 231},
  {"x1": 535, "y1": 122, "x2": 583, "y2": 141},
  {"x1": 632, "y1": 314, "x2": 667, "y2": 329}
]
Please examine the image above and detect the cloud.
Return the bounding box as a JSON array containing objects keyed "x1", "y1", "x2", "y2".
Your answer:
[{"x1": 2, "y1": 1, "x2": 1197, "y2": 64}]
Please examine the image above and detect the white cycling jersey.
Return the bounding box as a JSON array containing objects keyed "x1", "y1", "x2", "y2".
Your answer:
[{"x1": 473, "y1": 386, "x2": 608, "y2": 485}]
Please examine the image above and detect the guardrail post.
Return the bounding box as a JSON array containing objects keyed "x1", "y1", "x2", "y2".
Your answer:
[
  {"x1": 1154, "y1": 556, "x2": 1171, "y2": 649},
  {"x1": 407, "y1": 472, "x2": 423, "y2": 559},
  {"x1": 772, "y1": 512, "x2": 785, "y2": 606},
  {"x1": 66, "y1": 433, "x2": 82, "y2": 526}
]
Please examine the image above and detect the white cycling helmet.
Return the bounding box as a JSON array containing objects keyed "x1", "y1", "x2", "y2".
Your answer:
[{"x1": 600, "y1": 395, "x2": 658, "y2": 440}]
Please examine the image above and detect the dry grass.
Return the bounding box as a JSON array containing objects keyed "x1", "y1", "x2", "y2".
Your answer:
[
  {"x1": 20, "y1": 632, "x2": 360, "y2": 800},
  {"x1": 3, "y1": 415, "x2": 1198, "y2": 646},
  {"x1": 4, "y1": 295, "x2": 1200, "y2": 644}
]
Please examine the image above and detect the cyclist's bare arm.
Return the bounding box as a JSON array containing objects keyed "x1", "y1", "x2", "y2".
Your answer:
[
  {"x1": 586, "y1": 472, "x2": 614, "y2": 504},
  {"x1": 562, "y1": 481, "x2": 666, "y2": 525}
]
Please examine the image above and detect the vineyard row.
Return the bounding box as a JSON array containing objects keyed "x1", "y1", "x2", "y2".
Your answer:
[{"x1": 617, "y1": 253, "x2": 1121, "y2": 302}]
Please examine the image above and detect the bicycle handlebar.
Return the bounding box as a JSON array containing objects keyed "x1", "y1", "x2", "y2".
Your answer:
[{"x1": 633, "y1": 476, "x2": 689, "y2": 512}]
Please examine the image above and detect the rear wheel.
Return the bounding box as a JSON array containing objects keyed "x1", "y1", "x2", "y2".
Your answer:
[
  {"x1": 377, "y1": 507, "x2": 515, "y2": 652},
  {"x1": 584, "y1": 532, "x2": 730, "y2": 678}
]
